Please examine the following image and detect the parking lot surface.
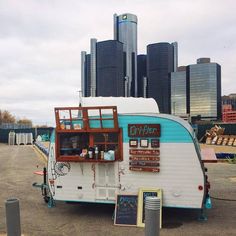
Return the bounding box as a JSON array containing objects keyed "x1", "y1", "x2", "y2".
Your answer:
[{"x1": 0, "y1": 144, "x2": 236, "y2": 236}]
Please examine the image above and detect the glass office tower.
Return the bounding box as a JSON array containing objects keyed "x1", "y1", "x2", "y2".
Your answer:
[
  {"x1": 96, "y1": 40, "x2": 124, "y2": 97},
  {"x1": 137, "y1": 55, "x2": 147, "y2": 97},
  {"x1": 81, "y1": 52, "x2": 91, "y2": 97},
  {"x1": 187, "y1": 58, "x2": 221, "y2": 120},
  {"x1": 171, "y1": 67, "x2": 187, "y2": 115},
  {"x1": 81, "y1": 39, "x2": 124, "y2": 97},
  {"x1": 81, "y1": 51, "x2": 86, "y2": 97},
  {"x1": 114, "y1": 13, "x2": 137, "y2": 97},
  {"x1": 147, "y1": 42, "x2": 175, "y2": 114}
]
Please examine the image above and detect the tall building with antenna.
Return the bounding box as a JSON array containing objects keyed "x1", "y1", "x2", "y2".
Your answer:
[{"x1": 114, "y1": 13, "x2": 138, "y2": 97}]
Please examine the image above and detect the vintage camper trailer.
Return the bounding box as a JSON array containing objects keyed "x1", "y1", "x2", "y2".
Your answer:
[{"x1": 40, "y1": 97, "x2": 210, "y2": 212}]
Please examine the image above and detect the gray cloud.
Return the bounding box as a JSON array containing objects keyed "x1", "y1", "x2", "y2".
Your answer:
[{"x1": 0, "y1": 0, "x2": 236, "y2": 125}]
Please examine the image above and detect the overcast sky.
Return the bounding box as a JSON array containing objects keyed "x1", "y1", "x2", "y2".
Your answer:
[{"x1": 0, "y1": 0, "x2": 236, "y2": 126}]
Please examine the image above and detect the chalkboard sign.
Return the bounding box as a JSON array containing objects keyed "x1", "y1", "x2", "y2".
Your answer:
[
  {"x1": 141, "y1": 191, "x2": 158, "y2": 223},
  {"x1": 137, "y1": 188, "x2": 162, "y2": 228},
  {"x1": 114, "y1": 194, "x2": 138, "y2": 226}
]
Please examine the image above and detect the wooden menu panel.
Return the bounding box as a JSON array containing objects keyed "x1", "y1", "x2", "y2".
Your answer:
[
  {"x1": 151, "y1": 139, "x2": 160, "y2": 148},
  {"x1": 129, "y1": 149, "x2": 160, "y2": 156},
  {"x1": 129, "y1": 161, "x2": 159, "y2": 166},
  {"x1": 129, "y1": 167, "x2": 160, "y2": 172},
  {"x1": 129, "y1": 156, "x2": 160, "y2": 161}
]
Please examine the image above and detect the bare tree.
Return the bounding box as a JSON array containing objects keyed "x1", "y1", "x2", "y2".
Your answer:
[
  {"x1": 17, "y1": 119, "x2": 33, "y2": 127},
  {"x1": 0, "y1": 110, "x2": 16, "y2": 124}
]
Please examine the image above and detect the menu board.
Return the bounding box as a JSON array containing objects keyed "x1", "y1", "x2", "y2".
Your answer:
[
  {"x1": 128, "y1": 124, "x2": 161, "y2": 173},
  {"x1": 114, "y1": 194, "x2": 138, "y2": 226},
  {"x1": 137, "y1": 188, "x2": 162, "y2": 228}
]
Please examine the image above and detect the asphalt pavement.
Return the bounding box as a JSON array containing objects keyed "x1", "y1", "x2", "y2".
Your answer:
[{"x1": 0, "y1": 143, "x2": 236, "y2": 236}]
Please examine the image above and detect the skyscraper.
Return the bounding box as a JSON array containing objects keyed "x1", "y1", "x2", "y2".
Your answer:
[
  {"x1": 171, "y1": 66, "x2": 187, "y2": 115},
  {"x1": 81, "y1": 51, "x2": 86, "y2": 96},
  {"x1": 137, "y1": 55, "x2": 147, "y2": 97},
  {"x1": 81, "y1": 39, "x2": 124, "y2": 97},
  {"x1": 187, "y1": 58, "x2": 221, "y2": 120},
  {"x1": 81, "y1": 52, "x2": 91, "y2": 97},
  {"x1": 96, "y1": 40, "x2": 124, "y2": 97},
  {"x1": 114, "y1": 13, "x2": 138, "y2": 97},
  {"x1": 147, "y1": 42, "x2": 176, "y2": 114}
]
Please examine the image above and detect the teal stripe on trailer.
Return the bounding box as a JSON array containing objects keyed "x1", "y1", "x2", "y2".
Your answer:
[
  {"x1": 50, "y1": 130, "x2": 55, "y2": 143},
  {"x1": 51, "y1": 114, "x2": 193, "y2": 144}
]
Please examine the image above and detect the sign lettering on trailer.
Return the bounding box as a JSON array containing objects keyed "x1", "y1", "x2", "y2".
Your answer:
[
  {"x1": 128, "y1": 124, "x2": 160, "y2": 137},
  {"x1": 129, "y1": 149, "x2": 160, "y2": 156},
  {"x1": 129, "y1": 167, "x2": 160, "y2": 172},
  {"x1": 129, "y1": 156, "x2": 160, "y2": 161},
  {"x1": 129, "y1": 161, "x2": 160, "y2": 167}
]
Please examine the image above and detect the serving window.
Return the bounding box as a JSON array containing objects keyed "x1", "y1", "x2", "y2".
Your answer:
[{"x1": 55, "y1": 106, "x2": 122, "y2": 162}]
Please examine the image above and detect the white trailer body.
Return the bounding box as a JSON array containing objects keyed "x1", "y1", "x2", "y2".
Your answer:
[{"x1": 47, "y1": 97, "x2": 207, "y2": 209}]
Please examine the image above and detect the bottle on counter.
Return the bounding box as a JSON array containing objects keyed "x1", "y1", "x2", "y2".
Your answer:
[
  {"x1": 88, "y1": 147, "x2": 93, "y2": 159},
  {"x1": 100, "y1": 151, "x2": 104, "y2": 160},
  {"x1": 95, "y1": 146, "x2": 99, "y2": 160}
]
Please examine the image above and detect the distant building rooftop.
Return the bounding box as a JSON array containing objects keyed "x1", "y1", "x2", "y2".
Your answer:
[
  {"x1": 197, "y1": 58, "x2": 211, "y2": 64},
  {"x1": 177, "y1": 66, "x2": 187, "y2": 71}
]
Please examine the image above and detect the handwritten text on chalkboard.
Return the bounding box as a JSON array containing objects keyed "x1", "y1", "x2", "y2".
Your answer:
[{"x1": 114, "y1": 194, "x2": 138, "y2": 226}]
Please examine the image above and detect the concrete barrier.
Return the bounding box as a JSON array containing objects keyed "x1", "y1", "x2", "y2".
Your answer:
[
  {"x1": 145, "y1": 196, "x2": 160, "y2": 236},
  {"x1": 5, "y1": 198, "x2": 21, "y2": 236}
]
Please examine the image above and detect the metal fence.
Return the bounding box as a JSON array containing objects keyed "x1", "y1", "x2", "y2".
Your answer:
[
  {"x1": 0, "y1": 123, "x2": 32, "y2": 129},
  {"x1": 0, "y1": 127, "x2": 54, "y2": 143}
]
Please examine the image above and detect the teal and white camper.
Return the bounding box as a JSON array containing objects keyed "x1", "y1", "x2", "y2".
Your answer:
[{"x1": 44, "y1": 97, "x2": 210, "y2": 211}]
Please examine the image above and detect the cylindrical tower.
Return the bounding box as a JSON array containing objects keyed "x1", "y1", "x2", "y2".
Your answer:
[
  {"x1": 147, "y1": 42, "x2": 175, "y2": 114},
  {"x1": 114, "y1": 13, "x2": 138, "y2": 97}
]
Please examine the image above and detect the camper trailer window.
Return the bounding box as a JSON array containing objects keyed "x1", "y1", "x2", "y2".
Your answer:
[
  {"x1": 54, "y1": 106, "x2": 121, "y2": 162},
  {"x1": 58, "y1": 133, "x2": 89, "y2": 157},
  {"x1": 56, "y1": 129, "x2": 123, "y2": 162},
  {"x1": 93, "y1": 133, "x2": 118, "y2": 143},
  {"x1": 92, "y1": 131, "x2": 122, "y2": 161}
]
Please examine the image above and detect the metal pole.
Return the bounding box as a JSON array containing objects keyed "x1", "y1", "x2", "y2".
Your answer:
[
  {"x1": 125, "y1": 76, "x2": 129, "y2": 97},
  {"x1": 5, "y1": 198, "x2": 21, "y2": 236},
  {"x1": 145, "y1": 196, "x2": 160, "y2": 236},
  {"x1": 43, "y1": 167, "x2": 47, "y2": 197}
]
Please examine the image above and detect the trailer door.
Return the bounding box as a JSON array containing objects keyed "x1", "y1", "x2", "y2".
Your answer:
[{"x1": 95, "y1": 162, "x2": 119, "y2": 201}]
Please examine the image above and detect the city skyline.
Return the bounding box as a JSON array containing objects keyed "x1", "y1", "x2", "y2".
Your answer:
[{"x1": 0, "y1": 0, "x2": 235, "y2": 125}]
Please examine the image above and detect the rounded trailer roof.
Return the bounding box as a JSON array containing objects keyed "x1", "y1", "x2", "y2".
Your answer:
[{"x1": 81, "y1": 97, "x2": 159, "y2": 114}]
